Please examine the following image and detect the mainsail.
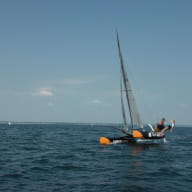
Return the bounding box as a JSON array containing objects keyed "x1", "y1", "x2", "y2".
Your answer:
[{"x1": 117, "y1": 32, "x2": 143, "y2": 132}]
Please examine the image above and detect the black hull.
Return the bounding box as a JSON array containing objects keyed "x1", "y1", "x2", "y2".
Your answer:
[
  {"x1": 100, "y1": 134, "x2": 165, "y2": 144},
  {"x1": 108, "y1": 136, "x2": 137, "y2": 143}
]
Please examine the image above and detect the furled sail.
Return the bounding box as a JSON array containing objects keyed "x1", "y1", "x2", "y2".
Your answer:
[{"x1": 117, "y1": 31, "x2": 143, "y2": 131}]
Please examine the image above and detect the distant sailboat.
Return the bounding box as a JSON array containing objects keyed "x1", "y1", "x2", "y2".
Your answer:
[
  {"x1": 8, "y1": 121, "x2": 11, "y2": 126},
  {"x1": 100, "y1": 32, "x2": 170, "y2": 144}
]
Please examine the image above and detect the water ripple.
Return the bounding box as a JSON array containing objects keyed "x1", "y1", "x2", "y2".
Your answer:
[{"x1": 0, "y1": 124, "x2": 191, "y2": 192}]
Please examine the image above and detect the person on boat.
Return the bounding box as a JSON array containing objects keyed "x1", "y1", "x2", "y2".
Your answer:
[
  {"x1": 154, "y1": 118, "x2": 175, "y2": 134},
  {"x1": 153, "y1": 118, "x2": 166, "y2": 132}
]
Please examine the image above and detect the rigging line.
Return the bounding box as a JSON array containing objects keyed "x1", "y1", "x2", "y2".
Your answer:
[
  {"x1": 120, "y1": 77, "x2": 129, "y2": 131},
  {"x1": 107, "y1": 125, "x2": 133, "y2": 136}
]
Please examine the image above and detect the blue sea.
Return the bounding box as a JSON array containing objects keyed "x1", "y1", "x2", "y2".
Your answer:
[{"x1": 0, "y1": 123, "x2": 192, "y2": 192}]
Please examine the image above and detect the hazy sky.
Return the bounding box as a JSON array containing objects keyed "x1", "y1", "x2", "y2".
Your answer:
[{"x1": 0, "y1": 0, "x2": 192, "y2": 124}]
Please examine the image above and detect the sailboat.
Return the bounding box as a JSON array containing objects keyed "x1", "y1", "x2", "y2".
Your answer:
[
  {"x1": 100, "y1": 32, "x2": 172, "y2": 144},
  {"x1": 8, "y1": 121, "x2": 12, "y2": 126}
]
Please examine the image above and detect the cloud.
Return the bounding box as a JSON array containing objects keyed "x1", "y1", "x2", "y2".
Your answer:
[
  {"x1": 32, "y1": 88, "x2": 54, "y2": 97},
  {"x1": 48, "y1": 102, "x2": 55, "y2": 107},
  {"x1": 179, "y1": 103, "x2": 188, "y2": 109},
  {"x1": 88, "y1": 99, "x2": 112, "y2": 107},
  {"x1": 61, "y1": 79, "x2": 88, "y2": 85},
  {"x1": 90, "y1": 99, "x2": 103, "y2": 105}
]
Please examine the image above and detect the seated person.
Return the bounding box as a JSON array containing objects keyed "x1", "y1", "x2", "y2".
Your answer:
[{"x1": 154, "y1": 118, "x2": 175, "y2": 134}]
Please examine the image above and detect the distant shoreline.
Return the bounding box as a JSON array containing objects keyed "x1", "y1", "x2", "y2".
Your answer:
[
  {"x1": 0, "y1": 121, "x2": 191, "y2": 127},
  {"x1": 0, "y1": 121, "x2": 120, "y2": 126}
]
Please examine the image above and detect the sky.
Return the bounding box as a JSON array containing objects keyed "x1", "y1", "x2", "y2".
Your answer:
[{"x1": 0, "y1": 0, "x2": 192, "y2": 125}]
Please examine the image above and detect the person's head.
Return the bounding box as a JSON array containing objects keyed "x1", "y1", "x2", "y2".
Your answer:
[{"x1": 161, "y1": 118, "x2": 165, "y2": 122}]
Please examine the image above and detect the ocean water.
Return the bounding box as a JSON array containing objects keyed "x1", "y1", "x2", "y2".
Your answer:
[{"x1": 0, "y1": 123, "x2": 192, "y2": 192}]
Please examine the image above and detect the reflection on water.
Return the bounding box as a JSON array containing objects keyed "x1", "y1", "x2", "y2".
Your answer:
[
  {"x1": 119, "y1": 143, "x2": 168, "y2": 192},
  {"x1": 130, "y1": 143, "x2": 166, "y2": 156}
]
